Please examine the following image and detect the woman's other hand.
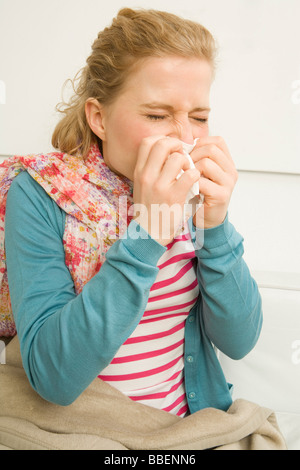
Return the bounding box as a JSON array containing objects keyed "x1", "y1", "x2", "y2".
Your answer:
[{"x1": 191, "y1": 136, "x2": 238, "y2": 229}]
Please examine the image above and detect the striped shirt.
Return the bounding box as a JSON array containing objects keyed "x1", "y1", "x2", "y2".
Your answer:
[{"x1": 98, "y1": 224, "x2": 199, "y2": 417}]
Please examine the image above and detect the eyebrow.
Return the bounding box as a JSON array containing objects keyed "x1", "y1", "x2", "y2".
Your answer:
[{"x1": 140, "y1": 102, "x2": 211, "y2": 113}]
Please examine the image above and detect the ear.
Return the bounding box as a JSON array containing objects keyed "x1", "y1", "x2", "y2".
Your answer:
[{"x1": 85, "y1": 98, "x2": 107, "y2": 141}]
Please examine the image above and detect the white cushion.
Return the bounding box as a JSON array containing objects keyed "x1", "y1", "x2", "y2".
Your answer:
[
  {"x1": 219, "y1": 272, "x2": 300, "y2": 450},
  {"x1": 276, "y1": 412, "x2": 300, "y2": 451}
]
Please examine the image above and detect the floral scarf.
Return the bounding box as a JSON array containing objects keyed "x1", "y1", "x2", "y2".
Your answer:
[{"x1": 0, "y1": 144, "x2": 133, "y2": 337}]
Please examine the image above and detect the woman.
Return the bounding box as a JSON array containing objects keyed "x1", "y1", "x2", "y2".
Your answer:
[{"x1": 1, "y1": 8, "x2": 262, "y2": 418}]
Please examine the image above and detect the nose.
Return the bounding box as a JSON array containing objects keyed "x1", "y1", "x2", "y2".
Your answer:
[{"x1": 168, "y1": 116, "x2": 194, "y2": 145}]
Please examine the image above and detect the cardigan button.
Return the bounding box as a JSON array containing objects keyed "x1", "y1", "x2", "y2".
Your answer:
[
  {"x1": 186, "y1": 355, "x2": 194, "y2": 363},
  {"x1": 188, "y1": 392, "x2": 196, "y2": 399}
]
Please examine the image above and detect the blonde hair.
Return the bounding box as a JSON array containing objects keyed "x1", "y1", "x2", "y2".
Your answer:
[{"x1": 52, "y1": 8, "x2": 217, "y2": 159}]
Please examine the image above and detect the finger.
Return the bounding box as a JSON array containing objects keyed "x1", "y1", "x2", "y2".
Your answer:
[
  {"x1": 192, "y1": 144, "x2": 235, "y2": 174},
  {"x1": 197, "y1": 174, "x2": 223, "y2": 201},
  {"x1": 194, "y1": 136, "x2": 234, "y2": 164},
  {"x1": 195, "y1": 136, "x2": 231, "y2": 157},
  {"x1": 161, "y1": 152, "x2": 191, "y2": 181},
  {"x1": 196, "y1": 156, "x2": 228, "y2": 185},
  {"x1": 135, "y1": 136, "x2": 184, "y2": 181},
  {"x1": 134, "y1": 135, "x2": 166, "y2": 175},
  {"x1": 172, "y1": 167, "x2": 201, "y2": 199}
]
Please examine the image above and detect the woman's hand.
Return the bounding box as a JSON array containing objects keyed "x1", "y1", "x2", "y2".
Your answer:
[
  {"x1": 133, "y1": 136, "x2": 201, "y2": 246},
  {"x1": 191, "y1": 136, "x2": 238, "y2": 229}
]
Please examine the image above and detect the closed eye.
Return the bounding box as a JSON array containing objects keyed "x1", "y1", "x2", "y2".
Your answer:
[
  {"x1": 193, "y1": 117, "x2": 208, "y2": 123},
  {"x1": 146, "y1": 114, "x2": 167, "y2": 120},
  {"x1": 145, "y1": 114, "x2": 208, "y2": 123}
]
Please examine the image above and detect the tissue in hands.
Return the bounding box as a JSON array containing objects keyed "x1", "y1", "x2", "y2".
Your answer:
[{"x1": 177, "y1": 139, "x2": 204, "y2": 204}]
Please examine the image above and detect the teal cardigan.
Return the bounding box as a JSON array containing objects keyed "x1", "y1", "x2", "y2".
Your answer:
[{"x1": 5, "y1": 171, "x2": 263, "y2": 412}]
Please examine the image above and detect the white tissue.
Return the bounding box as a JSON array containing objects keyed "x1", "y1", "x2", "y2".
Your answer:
[{"x1": 177, "y1": 139, "x2": 204, "y2": 204}]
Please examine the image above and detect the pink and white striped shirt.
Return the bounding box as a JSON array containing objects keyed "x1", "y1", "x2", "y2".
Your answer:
[{"x1": 98, "y1": 224, "x2": 199, "y2": 417}]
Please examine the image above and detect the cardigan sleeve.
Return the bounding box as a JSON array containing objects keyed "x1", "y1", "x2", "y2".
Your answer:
[
  {"x1": 5, "y1": 171, "x2": 166, "y2": 405},
  {"x1": 189, "y1": 215, "x2": 263, "y2": 360}
]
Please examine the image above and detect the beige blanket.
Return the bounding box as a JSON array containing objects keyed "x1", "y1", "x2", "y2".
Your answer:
[{"x1": 0, "y1": 337, "x2": 286, "y2": 450}]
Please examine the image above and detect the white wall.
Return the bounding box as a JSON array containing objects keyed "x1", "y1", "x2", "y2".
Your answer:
[
  {"x1": 229, "y1": 170, "x2": 300, "y2": 277},
  {"x1": 0, "y1": 0, "x2": 299, "y2": 278},
  {"x1": 1, "y1": 0, "x2": 300, "y2": 173}
]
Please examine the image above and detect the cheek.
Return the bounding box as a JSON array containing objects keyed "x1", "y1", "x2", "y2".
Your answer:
[
  {"x1": 114, "y1": 116, "x2": 146, "y2": 151},
  {"x1": 195, "y1": 124, "x2": 210, "y2": 139},
  {"x1": 124, "y1": 121, "x2": 161, "y2": 153},
  {"x1": 203, "y1": 127, "x2": 210, "y2": 138}
]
